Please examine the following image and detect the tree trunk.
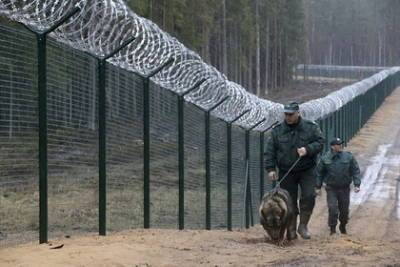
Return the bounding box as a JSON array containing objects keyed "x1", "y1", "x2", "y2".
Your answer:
[
  {"x1": 279, "y1": 30, "x2": 283, "y2": 88},
  {"x1": 264, "y1": 18, "x2": 270, "y2": 95},
  {"x1": 238, "y1": 28, "x2": 242, "y2": 85},
  {"x1": 149, "y1": 0, "x2": 153, "y2": 20},
  {"x1": 162, "y1": 0, "x2": 167, "y2": 29},
  {"x1": 221, "y1": 0, "x2": 228, "y2": 75},
  {"x1": 248, "y1": 48, "x2": 253, "y2": 92},
  {"x1": 274, "y1": 18, "x2": 278, "y2": 90},
  {"x1": 255, "y1": 0, "x2": 260, "y2": 96}
]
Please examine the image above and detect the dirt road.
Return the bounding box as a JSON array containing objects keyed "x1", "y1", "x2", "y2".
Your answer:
[{"x1": 1, "y1": 89, "x2": 400, "y2": 266}]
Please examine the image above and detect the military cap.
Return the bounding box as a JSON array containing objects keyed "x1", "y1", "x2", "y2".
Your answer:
[
  {"x1": 330, "y1": 137, "x2": 343, "y2": 146},
  {"x1": 283, "y1": 101, "x2": 300, "y2": 113}
]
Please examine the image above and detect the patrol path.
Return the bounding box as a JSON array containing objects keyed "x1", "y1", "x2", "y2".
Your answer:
[
  {"x1": 345, "y1": 88, "x2": 400, "y2": 240},
  {"x1": 311, "y1": 86, "x2": 400, "y2": 241},
  {"x1": 1, "y1": 89, "x2": 400, "y2": 266}
]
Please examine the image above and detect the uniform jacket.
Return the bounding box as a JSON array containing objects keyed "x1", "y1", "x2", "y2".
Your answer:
[
  {"x1": 316, "y1": 150, "x2": 361, "y2": 189},
  {"x1": 265, "y1": 117, "x2": 325, "y2": 173}
]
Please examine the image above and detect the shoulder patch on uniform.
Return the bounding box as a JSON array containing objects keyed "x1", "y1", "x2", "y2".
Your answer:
[
  {"x1": 272, "y1": 122, "x2": 282, "y2": 129},
  {"x1": 304, "y1": 119, "x2": 317, "y2": 125}
]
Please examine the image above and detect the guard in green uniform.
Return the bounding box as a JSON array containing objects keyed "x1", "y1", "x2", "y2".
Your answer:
[
  {"x1": 265, "y1": 101, "x2": 325, "y2": 239},
  {"x1": 316, "y1": 137, "x2": 361, "y2": 235}
]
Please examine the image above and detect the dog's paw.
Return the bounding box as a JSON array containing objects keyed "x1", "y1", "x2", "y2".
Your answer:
[{"x1": 276, "y1": 239, "x2": 286, "y2": 247}]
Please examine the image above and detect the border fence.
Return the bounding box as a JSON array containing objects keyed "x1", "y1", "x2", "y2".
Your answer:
[
  {"x1": 1, "y1": 5, "x2": 400, "y2": 246},
  {"x1": 295, "y1": 64, "x2": 390, "y2": 81}
]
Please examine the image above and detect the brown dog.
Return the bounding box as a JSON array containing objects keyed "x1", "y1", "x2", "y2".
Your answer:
[{"x1": 259, "y1": 188, "x2": 297, "y2": 244}]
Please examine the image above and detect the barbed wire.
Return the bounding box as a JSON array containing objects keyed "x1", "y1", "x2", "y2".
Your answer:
[{"x1": 0, "y1": 0, "x2": 398, "y2": 130}]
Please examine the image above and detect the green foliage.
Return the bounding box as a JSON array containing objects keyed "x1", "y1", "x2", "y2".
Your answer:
[
  {"x1": 304, "y1": 0, "x2": 400, "y2": 66},
  {"x1": 124, "y1": 0, "x2": 307, "y2": 93}
]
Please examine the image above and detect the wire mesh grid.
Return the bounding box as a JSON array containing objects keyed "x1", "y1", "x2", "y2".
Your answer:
[
  {"x1": 183, "y1": 102, "x2": 205, "y2": 229},
  {"x1": 0, "y1": 9, "x2": 400, "y2": 245},
  {"x1": 263, "y1": 133, "x2": 274, "y2": 194},
  {"x1": 0, "y1": 23, "x2": 38, "y2": 246},
  {"x1": 46, "y1": 38, "x2": 98, "y2": 239},
  {"x1": 209, "y1": 116, "x2": 227, "y2": 229},
  {"x1": 231, "y1": 126, "x2": 246, "y2": 228},
  {"x1": 149, "y1": 82, "x2": 179, "y2": 228},
  {"x1": 106, "y1": 65, "x2": 144, "y2": 231},
  {"x1": 249, "y1": 131, "x2": 261, "y2": 222}
]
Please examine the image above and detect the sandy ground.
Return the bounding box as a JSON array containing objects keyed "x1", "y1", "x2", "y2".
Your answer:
[{"x1": 1, "y1": 89, "x2": 400, "y2": 266}]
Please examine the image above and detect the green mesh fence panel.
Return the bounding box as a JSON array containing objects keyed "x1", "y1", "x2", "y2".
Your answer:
[
  {"x1": 2, "y1": 14, "x2": 400, "y2": 246},
  {"x1": 249, "y1": 131, "x2": 261, "y2": 222},
  {"x1": 0, "y1": 24, "x2": 38, "y2": 246},
  {"x1": 210, "y1": 116, "x2": 227, "y2": 229},
  {"x1": 322, "y1": 118, "x2": 330, "y2": 152},
  {"x1": 149, "y1": 82, "x2": 178, "y2": 228},
  {"x1": 231, "y1": 126, "x2": 246, "y2": 228},
  {"x1": 106, "y1": 65, "x2": 143, "y2": 231},
  {"x1": 47, "y1": 39, "x2": 98, "y2": 239},
  {"x1": 263, "y1": 133, "x2": 274, "y2": 194},
  {"x1": 184, "y1": 103, "x2": 205, "y2": 229},
  {"x1": 328, "y1": 114, "x2": 335, "y2": 143}
]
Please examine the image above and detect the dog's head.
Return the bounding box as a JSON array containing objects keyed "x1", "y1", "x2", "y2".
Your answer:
[{"x1": 259, "y1": 193, "x2": 288, "y2": 240}]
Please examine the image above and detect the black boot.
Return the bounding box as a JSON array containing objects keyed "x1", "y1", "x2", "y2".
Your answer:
[
  {"x1": 330, "y1": 226, "x2": 336, "y2": 235},
  {"x1": 339, "y1": 224, "x2": 347, "y2": 234},
  {"x1": 297, "y1": 213, "x2": 311, "y2": 239}
]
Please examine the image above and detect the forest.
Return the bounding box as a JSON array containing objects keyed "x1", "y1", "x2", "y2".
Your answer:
[{"x1": 126, "y1": 0, "x2": 400, "y2": 96}]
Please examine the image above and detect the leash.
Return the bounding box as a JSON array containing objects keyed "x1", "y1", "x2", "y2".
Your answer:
[{"x1": 271, "y1": 156, "x2": 302, "y2": 192}]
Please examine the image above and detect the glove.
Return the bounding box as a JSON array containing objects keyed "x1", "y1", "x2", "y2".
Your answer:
[
  {"x1": 268, "y1": 171, "x2": 277, "y2": 181},
  {"x1": 354, "y1": 187, "x2": 360, "y2": 193},
  {"x1": 297, "y1": 147, "x2": 307, "y2": 157}
]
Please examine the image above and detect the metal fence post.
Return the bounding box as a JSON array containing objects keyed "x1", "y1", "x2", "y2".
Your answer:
[
  {"x1": 347, "y1": 103, "x2": 350, "y2": 143},
  {"x1": 143, "y1": 77, "x2": 150, "y2": 229},
  {"x1": 22, "y1": 6, "x2": 80, "y2": 244},
  {"x1": 245, "y1": 130, "x2": 251, "y2": 228},
  {"x1": 355, "y1": 98, "x2": 359, "y2": 134},
  {"x1": 352, "y1": 100, "x2": 355, "y2": 138},
  {"x1": 341, "y1": 107, "x2": 344, "y2": 141},
  {"x1": 204, "y1": 96, "x2": 229, "y2": 230},
  {"x1": 349, "y1": 101, "x2": 352, "y2": 140},
  {"x1": 37, "y1": 32, "x2": 48, "y2": 245},
  {"x1": 324, "y1": 117, "x2": 329, "y2": 151},
  {"x1": 226, "y1": 109, "x2": 250, "y2": 231},
  {"x1": 226, "y1": 123, "x2": 232, "y2": 230},
  {"x1": 175, "y1": 79, "x2": 207, "y2": 230},
  {"x1": 343, "y1": 107, "x2": 346, "y2": 141},
  {"x1": 143, "y1": 58, "x2": 174, "y2": 229},
  {"x1": 359, "y1": 104, "x2": 362, "y2": 131},
  {"x1": 340, "y1": 107, "x2": 344, "y2": 142},
  {"x1": 259, "y1": 132, "x2": 265, "y2": 201},
  {"x1": 335, "y1": 110, "x2": 338, "y2": 138},
  {"x1": 337, "y1": 108, "x2": 341, "y2": 139},
  {"x1": 177, "y1": 95, "x2": 185, "y2": 230},
  {"x1": 98, "y1": 59, "x2": 106, "y2": 235},
  {"x1": 96, "y1": 36, "x2": 136, "y2": 236}
]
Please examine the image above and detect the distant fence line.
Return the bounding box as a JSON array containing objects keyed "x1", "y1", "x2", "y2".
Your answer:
[{"x1": 295, "y1": 64, "x2": 390, "y2": 81}]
